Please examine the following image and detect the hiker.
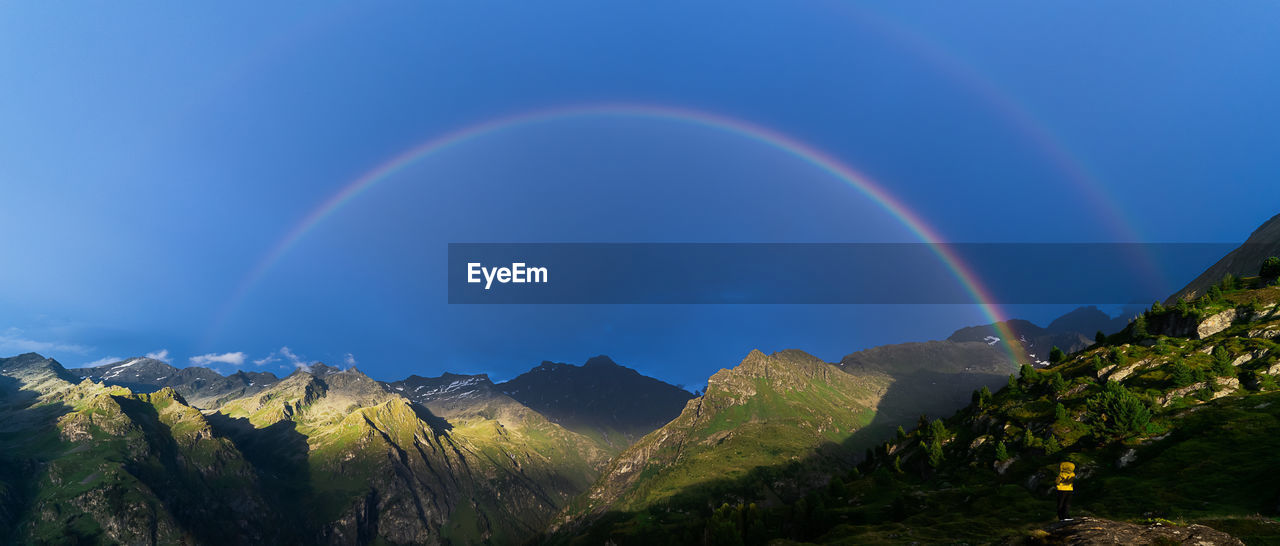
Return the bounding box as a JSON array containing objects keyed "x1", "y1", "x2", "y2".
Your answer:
[{"x1": 1055, "y1": 461, "x2": 1075, "y2": 521}]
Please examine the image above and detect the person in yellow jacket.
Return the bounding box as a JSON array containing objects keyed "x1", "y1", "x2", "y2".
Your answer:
[{"x1": 1055, "y1": 461, "x2": 1075, "y2": 521}]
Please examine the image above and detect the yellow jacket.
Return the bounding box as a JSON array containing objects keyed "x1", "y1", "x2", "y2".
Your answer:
[{"x1": 1055, "y1": 462, "x2": 1075, "y2": 491}]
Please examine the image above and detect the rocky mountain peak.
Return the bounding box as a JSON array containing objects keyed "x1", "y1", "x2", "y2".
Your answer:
[
  {"x1": 708, "y1": 349, "x2": 831, "y2": 393},
  {"x1": 583, "y1": 355, "x2": 621, "y2": 368},
  {"x1": 304, "y1": 362, "x2": 342, "y2": 377},
  {"x1": 1, "y1": 352, "x2": 79, "y2": 387}
]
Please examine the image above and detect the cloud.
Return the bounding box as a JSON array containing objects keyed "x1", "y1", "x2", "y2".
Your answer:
[
  {"x1": 144, "y1": 349, "x2": 170, "y2": 363},
  {"x1": 189, "y1": 352, "x2": 247, "y2": 367},
  {"x1": 82, "y1": 356, "x2": 123, "y2": 368},
  {"x1": 344, "y1": 353, "x2": 357, "y2": 367},
  {"x1": 254, "y1": 346, "x2": 310, "y2": 371},
  {"x1": 0, "y1": 327, "x2": 90, "y2": 355}
]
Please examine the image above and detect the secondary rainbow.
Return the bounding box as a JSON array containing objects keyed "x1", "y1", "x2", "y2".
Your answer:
[{"x1": 211, "y1": 103, "x2": 1029, "y2": 364}]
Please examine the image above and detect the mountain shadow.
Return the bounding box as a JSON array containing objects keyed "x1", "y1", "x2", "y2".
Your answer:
[
  {"x1": 0, "y1": 373, "x2": 73, "y2": 541},
  {"x1": 545, "y1": 366, "x2": 1010, "y2": 545}
]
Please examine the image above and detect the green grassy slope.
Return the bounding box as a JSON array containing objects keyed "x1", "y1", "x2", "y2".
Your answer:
[
  {"x1": 652, "y1": 284, "x2": 1280, "y2": 545},
  {"x1": 0, "y1": 354, "x2": 281, "y2": 544},
  {"x1": 2, "y1": 357, "x2": 610, "y2": 545}
]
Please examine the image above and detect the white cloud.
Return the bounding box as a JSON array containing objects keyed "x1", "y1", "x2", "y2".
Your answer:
[
  {"x1": 144, "y1": 349, "x2": 170, "y2": 363},
  {"x1": 0, "y1": 327, "x2": 90, "y2": 355},
  {"x1": 254, "y1": 346, "x2": 310, "y2": 371},
  {"x1": 189, "y1": 352, "x2": 247, "y2": 367},
  {"x1": 82, "y1": 356, "x2": 123, "y2": 368},
  {"x1": 343, "y1": 353, "x2": 357, "y2": 367}
]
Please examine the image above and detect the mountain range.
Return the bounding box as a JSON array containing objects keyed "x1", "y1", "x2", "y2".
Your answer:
[
  {"x1": 5, "y1": 214, "x2": 1279, "y2": 544},
  {"x1": 0, "y1": 307, "x2": 1136, "y2": 545}
]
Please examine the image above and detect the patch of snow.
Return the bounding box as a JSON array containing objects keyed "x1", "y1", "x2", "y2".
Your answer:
[
  {"x1": 984, "y1": 336, "x2": 1001, "y2": 346},
  {"x1": 102, "y1": 358, "x2": 144, "y2": 380}
]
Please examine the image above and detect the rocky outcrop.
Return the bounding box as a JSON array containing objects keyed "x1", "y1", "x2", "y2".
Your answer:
[
  {"x1": 1032, "y1": 517, "x2": 1243, "y2": 545},
  {"x1": 1148, "y1": 309, "x2": 1238, "y2": 339}
]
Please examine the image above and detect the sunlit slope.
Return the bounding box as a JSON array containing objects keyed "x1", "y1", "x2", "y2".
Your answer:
[
  {"x1": 664, "y1": 285, "x2": 1280, "y2": 544},
  {"x1": 0, "y1": 353, "x2": 278, "y2": 544},
  {"x1": 216, "y1": 366, "x2": 608, "y2": 545},
  {"x1": 1, "y1": 356, "x2": 610, "y2": 545}
]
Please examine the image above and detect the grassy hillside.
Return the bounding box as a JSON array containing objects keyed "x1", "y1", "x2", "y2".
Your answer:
[
  {"x1": 549, "y1": 346, "x2": 1016, "y2": 544},
  {"x1": 614, "y1": 284, "x2": 1280, "y2": 545},
  {"x1": 1, "y1": 356, "x2": 609, "y2": 545},
  {"x1": 0, "y1": 354, "x2": 280, "y2": 544}
]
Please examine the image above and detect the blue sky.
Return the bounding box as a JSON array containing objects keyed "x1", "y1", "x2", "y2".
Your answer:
[{"x1": 2, "y1": 2, "x2": 1278, "y2": 389}]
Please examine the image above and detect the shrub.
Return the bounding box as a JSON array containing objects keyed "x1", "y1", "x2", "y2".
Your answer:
[
  {"x1": 1044, "y1": 435, "x2": 1061, "y2": 455},
  {"x1": 1153, "y1": 339, "x2": 1172, "y2": 354},
  {"x1": 1109, "y1": 346, "x2": 1126, "y2": 364},
  {"x1": 1175, "y1": 298, "x2": 1195, "y2": 318},
  {"x1": 1019, "y1": 364, "x2": 1037, "y2": 384},
  {"x1": 1049, "y1": 346, "x2": 1066, "y2": 364},
  {"x1": 1049, "y1": 372, "x2": 1067, "y2": 394},
  {"x1": 1220, "y1": 273, "x2": 1240, "y2": 291},
  {"x1": 1261, "y1": 256, "x2": 1280, "y2": 279},
  {"x1": 1087, "y1": 380, "x2": 1152, "y2": 438}
]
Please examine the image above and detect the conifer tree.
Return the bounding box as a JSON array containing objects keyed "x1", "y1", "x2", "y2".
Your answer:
[
  {"x1": 929, "y1": 419, "x2": 947, "y2": 442},
  {"x1": 1044, "y1": 435, "x2": 1061, "y2": 454},
  {"x1": 927, "y1": 439, "x2": 944, "y2": 469},
  {"x1": 1212, "y1": 346, "x2": 1235, "y2": 377},
  {"x1": 1132, "y1": 314, "x2": 1148, "y2": 339},
  {"x1": 1261, "y1": 256, "x2": 1280, "y2": 278},
  {"x1": 1170, "y1": 358, "x2": 1193, "y2": 388},
  {"x1": 1049, "y1": 346, "x2": 1065, "y2": 364},
  {"x1": 1050, "y1": 372, "x2": 1067, "y2": 394}
]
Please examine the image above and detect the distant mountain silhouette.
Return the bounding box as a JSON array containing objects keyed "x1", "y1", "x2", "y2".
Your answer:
[{"x1": 498, "y1": 355, "x2": 694, "y2": 450}]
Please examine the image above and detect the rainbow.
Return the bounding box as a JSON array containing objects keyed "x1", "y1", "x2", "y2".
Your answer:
[
  {"x1": 209, "y1": 103, "x2": 1029, "y2": 365},
  {"x1": 829, "y1": 4, "x2": 1143, "y2": 242},
  {"x1": 822, "y1": 4, "x2": 1168, "y2": 288}
]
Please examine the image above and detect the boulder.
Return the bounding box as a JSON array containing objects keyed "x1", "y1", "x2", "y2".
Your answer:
[{"x1": 1034, "y1": 517, "x2": 1243, "y2": 545}]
